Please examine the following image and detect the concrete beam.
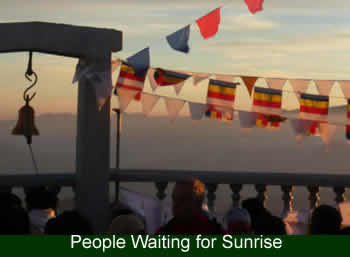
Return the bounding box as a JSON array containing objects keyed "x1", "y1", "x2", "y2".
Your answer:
[{"x1": 0, "y1": 22, "x2": 122, "y2": 60}]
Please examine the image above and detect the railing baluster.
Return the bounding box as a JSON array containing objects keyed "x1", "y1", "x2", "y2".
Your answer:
[
  {"x1": 281, "y1": 185, "x2": 294, "y2": 214},
  {"x1": 205, "y1": 183, "x2": 218, "y2": 214},
  {"x1": 155, "y1": 182, "x2": 168, "y2": 201},
  {"x1": 333, "y1": 186, "x2": 347, "y2": 204},
  {"x1": 230, "y1": 184, "x2": 242, "y2": 207},
  {"x1": 307, "y1": 185, "x2": 320, "y2": 210},
  {"x1": 255, "y1": 184, "x2": 268, "y2": 207}
]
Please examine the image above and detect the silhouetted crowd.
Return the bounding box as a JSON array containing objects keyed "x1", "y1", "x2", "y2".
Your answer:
[{"x1": 1, "y1": 179, "x2": 349, "y2": 235}]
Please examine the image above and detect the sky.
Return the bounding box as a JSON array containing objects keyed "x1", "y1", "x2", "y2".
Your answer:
[{"x1": 1, "y1": 0, "x2": 350, "y2": 119}]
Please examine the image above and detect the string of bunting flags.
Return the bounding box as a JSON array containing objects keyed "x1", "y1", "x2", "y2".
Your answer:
[
  {"x1": 112, "y1": 57, "x2": 350, "y2": 147},
  {"x1": 71, "y1": 0, "x2": 350, "y2": 147},
  {"x1": 72, "y1": 0, "x2": 265, "y2": 107}
]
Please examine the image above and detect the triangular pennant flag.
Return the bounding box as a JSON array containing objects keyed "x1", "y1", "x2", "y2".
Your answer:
[
  {"x1": 265, "y1": 78, "x2": 286, "y2": 91},
  {"x1": 244, "y1": 0, "x2": 264, "y2": 14},
  {"x1": 193, "y1": 73, "x2": 211, "y2": 86},
  {"x1": 314, "y1": 80, "x2": 334, "y2": 96},
  {"x1": 196, "y1": 8, "x2": 221, "y2": 39},
  {"x1": 111, "y1": 59, "x2": 122, "y2": 73},
  {"x1": 147, "y1": 68, "x2": 159, "y2": 91},
  {"x1": 117, "y1": 88, "x2": 138, "y2": 112},
  {"x1": 289, "y1": 79, "x2": 310, "y2": 94},
  {"x1": 319, "y1": 123, "x2": 337, "y2": 145},
  {"x1": 338, "y1": 81, "x2": 350, "y2": 99},
  {"x1": 126, "y1": 47, "x2": 150, "y2": 76},
  {"x1": 215, "y1": 74, "x2": 236, "y2": 82},
  {"x1": 73, "y1": 59, "x2": 114, "y2": 110},
  {"x1": 141, "y1": 93, "x2": 160, "y2": 116},
  {"x1": 166, "y1": 25, "x2": 190, "y2": 54},
  {"x1": 241, "y1": 76, "x2": 258, "y2": 96},
  {"x1": 189, "y1": 102, "x2": 207, "y2": 121},
  {"x1": 72, "y1": 59, "x2": 90, "y2": 84},
  {"x1": 174, "y1": 82, "x2": 186, "y2": 95},
  {"x1": 90, "y1": 72, "x2": 113, "y2": 111},
  {"x1": 164, "y1": 98, "x2": 185, "y2": 122}
]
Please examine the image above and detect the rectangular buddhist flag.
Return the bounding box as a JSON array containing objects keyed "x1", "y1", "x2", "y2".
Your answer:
[
  {"x1": 299, "y1": 93, "x2": 329, "y2": 121},
  {"x1": 252, "y1": 87, "x2": 282, "y2": 116},
  {"x1": 207, "y1": 79, "x2": 237, "y2": 108},
  {"x1": 205, "y1": 79, "x2": 237, "y2": 122},
  {"x1": 115, "y1": 62, "x2": 146, "y2": 101},
  {"x1": 154, "y1": 69, "x2": 190, "y2": 86}
]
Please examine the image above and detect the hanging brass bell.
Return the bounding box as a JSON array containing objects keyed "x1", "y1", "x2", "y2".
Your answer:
[{"x1": 12, "y1": 101, "x2": 39, "y2": 145}]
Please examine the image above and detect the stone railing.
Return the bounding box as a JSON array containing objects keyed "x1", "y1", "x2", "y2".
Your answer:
[{"x1": 1, "y1": 169, "x2": 349, "y2": 215}]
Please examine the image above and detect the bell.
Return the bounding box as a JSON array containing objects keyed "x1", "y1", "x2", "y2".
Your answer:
[{"x1": 12, "y1": 102, "x2": 39, "y2": 144}]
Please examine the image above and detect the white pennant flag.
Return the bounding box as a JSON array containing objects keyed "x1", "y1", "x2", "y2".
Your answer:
[
  {"x1": 117, "y1": 88, "x2": 138, "y2": 112},
  {"x1": 189, "y1": 102, "x2": 207, "y2": 121},
  {"x1": 73, "y1": 59, "x2": 113, "y2": 110},
  {"x1": 319, "y1": 123, "x2": 337, "y2": 146},
  {"x1": 192, "y1": 73, "x2": 211, "y2": 86},
  {"x1": 111, "y1": 59, "x2": 122, "y2": 73},
  {"x1": 265, "y1": 78, "x2": 286, "y2": 90},
  {"x1": 174, "y1": 82, "x2": 186, "y2": 95},
  {"x1": 289, "y1": 79, "x2": 311, "y2": 94},
  {"x1": 164, "y1": 98, "x2": 185, "y2": 122},
  {"x1": 314, "y1": 80, "x2": 334, "y2": 96},
  {"x1": 92, "y1": 72, "x2": 113, "y2": 111},
  {"x1": 141, "y1": 93, "x2": 160, "y2": 116},
  {"x1": 147, "y1": 68, "x2": 159, "y2": 91},
  {"x1": 338, "y1": 81, "x2": 350, "y2": 99}
]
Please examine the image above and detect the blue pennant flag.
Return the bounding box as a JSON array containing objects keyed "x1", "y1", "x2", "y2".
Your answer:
[
  {"x1": 126, "y1": 47, "x2": 150, "y2": 76},
  {"x1": 166, "y1": 25, "x2": 190, "y2": 54}
]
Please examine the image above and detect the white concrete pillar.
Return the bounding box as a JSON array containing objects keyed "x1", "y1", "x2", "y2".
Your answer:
[{"x1": 75, "y1": 60, "x2": 111, "y2": 233}]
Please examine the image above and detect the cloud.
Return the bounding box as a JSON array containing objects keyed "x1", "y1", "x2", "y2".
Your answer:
[{"x1": 221, "y1": 15, "x2": 279, "y2": 32}]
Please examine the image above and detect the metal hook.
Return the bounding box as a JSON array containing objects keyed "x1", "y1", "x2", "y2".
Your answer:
[{"x1": 23, "y1": 52, "x2": 37, "y2": 104}]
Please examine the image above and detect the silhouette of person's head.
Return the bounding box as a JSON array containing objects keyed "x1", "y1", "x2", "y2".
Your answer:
[
  {"x1": 0, "y1": 206, "x2": 30, "y2": 234},
  {"x1": 254, "y1": 215, "x2": 287, "y2": 235},
  {"x1": 25, "y1": 187, "x2": 58, "y2": 211},
  {"x1": 45, "y1": 210, "x2": 92, "y2": 235},
  {"x1": 108, "y1": 214, "x2": 145, "y2": 235},
  {"x1": 310, "y1": 205, "x2": 342, "y2": 235},
  {"x1": 224, "y1": 207, "x2": 252, "y2": 234},
  {"x1": 241, "y1": 198, "x2": 269, "y2": 218},
  {"x1": 241, "y1": 198, "x2": 286, "y2": 235},
  {"x1": 0, "y1": 192, "x2": 22, "y2": 209},
  {"x1": 172, "y1": 179, "x2": 205, "y2": 222}
]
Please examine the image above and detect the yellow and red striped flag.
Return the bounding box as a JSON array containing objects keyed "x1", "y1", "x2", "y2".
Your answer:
[
  {"x1": 205, "y1": 79, "x2": 238, "y2": 121},
  {"x1": 252, "y1": 87, "x2": 282, "y2": 116},
  {"x1": 299, "y1": 93, "x2": 329, "y2": 121},
  {"x1": 115, "y1": 62, "x2": 146, "y2": 101}
]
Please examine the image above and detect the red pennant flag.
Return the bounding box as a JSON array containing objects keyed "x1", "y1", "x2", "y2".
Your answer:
[
  {"x1": 241, "y1": 76, "x2": 258, "y2": 96},
  {"x1": 196, "y1": 8, "x2": 221, "y2": 39},
  {"x1": 244, "y1": 0, "x2": 264, "y2": 14}
]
